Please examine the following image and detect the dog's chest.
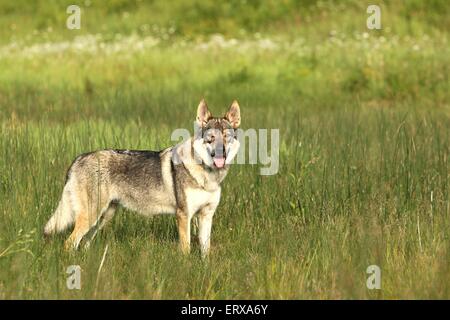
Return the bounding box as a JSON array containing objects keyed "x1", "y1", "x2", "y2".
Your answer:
[{"x1": 185, "y1": 187, "x2": 221, "y2": 215}]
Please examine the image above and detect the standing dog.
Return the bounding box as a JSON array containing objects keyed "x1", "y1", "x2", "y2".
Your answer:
[{"x1": 44, "y1": 99, "x2": 241, "y2": 256}]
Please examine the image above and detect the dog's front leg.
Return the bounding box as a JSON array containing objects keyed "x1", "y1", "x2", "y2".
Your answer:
[
  {"x1": 176, "y1": 209, "x2": 191, "y2": 255},
  {"x1": 198, "y1": 206, "x2": 215, "y2": 258}
]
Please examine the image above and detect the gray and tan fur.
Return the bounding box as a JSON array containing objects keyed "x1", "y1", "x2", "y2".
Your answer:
[{"x1": 44, "y1": 99, "x2": 241, "y2": 256}]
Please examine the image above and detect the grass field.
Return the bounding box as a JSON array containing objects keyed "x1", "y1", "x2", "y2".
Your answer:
[{"x1": 0, "y1": 0, "x2": 449, "y2": 299}]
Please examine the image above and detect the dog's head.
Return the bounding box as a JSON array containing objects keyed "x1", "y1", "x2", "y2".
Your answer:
[{"x1": 193, "y1": 99, "x2": 241, "y2": 169}]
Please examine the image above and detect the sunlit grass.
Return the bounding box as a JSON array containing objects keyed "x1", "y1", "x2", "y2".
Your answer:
[{"x1": 0, "y1": 1, "x2": 449, "y2": 299}]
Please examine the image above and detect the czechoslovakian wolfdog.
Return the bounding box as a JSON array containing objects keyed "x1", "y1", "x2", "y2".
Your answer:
[{"x1": 44, "y1": 100, "x2": 241, "y2": 256}]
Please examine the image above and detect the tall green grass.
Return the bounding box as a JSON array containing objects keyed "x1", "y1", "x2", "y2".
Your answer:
[
  {"x1": 1, "y1": 107, "x2": 448, "y2": 299},
  {"x1": 0, "y1": 1, "x2": 449, "y2": 299}
]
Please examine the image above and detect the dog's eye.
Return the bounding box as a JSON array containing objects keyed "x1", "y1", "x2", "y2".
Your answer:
[
  {"x1": 224, "y1": 130, "x2": 235, "y2": 140},
  {"x1": 224, "y1": 132, "x2": 235, "y2": 141}
]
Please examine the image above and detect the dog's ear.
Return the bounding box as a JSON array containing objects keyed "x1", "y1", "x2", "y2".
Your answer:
[
  {"x1": 225, "y1": 100, "x2": 241, "y2": 128},
  {"x1": 196, "y1": 99, "x2": 212, "y2": 127}
]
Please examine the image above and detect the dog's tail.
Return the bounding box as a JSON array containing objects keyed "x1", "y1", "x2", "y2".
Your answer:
[{"x1": 44, "y1": 185, "x2": 75, "y2": 237}]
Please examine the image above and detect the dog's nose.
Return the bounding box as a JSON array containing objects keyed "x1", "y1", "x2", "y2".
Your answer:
[{"x1": 213, "y1": 144, "x2": 226, "y2": 158}]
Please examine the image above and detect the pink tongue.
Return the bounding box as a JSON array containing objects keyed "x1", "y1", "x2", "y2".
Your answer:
[{"x1": 213, "y1": 157, "x2": 225, "y2": 168}]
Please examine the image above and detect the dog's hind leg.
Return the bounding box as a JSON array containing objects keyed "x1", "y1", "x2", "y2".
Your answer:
[
  {"x1": 64, "y1": 187, "x2": 111, "y2": 250},
  {"x1": 97, "y1": 202, "x2": 117, "y2": 231},
  {"x1": 64, "y1": 210, "x2": 92, "y2": 250},
  {"x1": 82, "y1": 203, "x2": 117, "y2": 249}
]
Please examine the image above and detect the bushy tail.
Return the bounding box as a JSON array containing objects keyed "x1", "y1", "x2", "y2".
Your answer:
[{"x1": 44, "y1": 188, "x2": 74, "y2": 237}]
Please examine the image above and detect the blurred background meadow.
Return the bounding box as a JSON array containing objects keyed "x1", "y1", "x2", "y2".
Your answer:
[{"x1": 0, "y1": 0, "x2": 449, "y2": 299}]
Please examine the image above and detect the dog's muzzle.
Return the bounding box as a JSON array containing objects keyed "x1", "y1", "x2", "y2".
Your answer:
[{"x1": 211, "y1": 147, "x2": 226, "y2": 168}]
